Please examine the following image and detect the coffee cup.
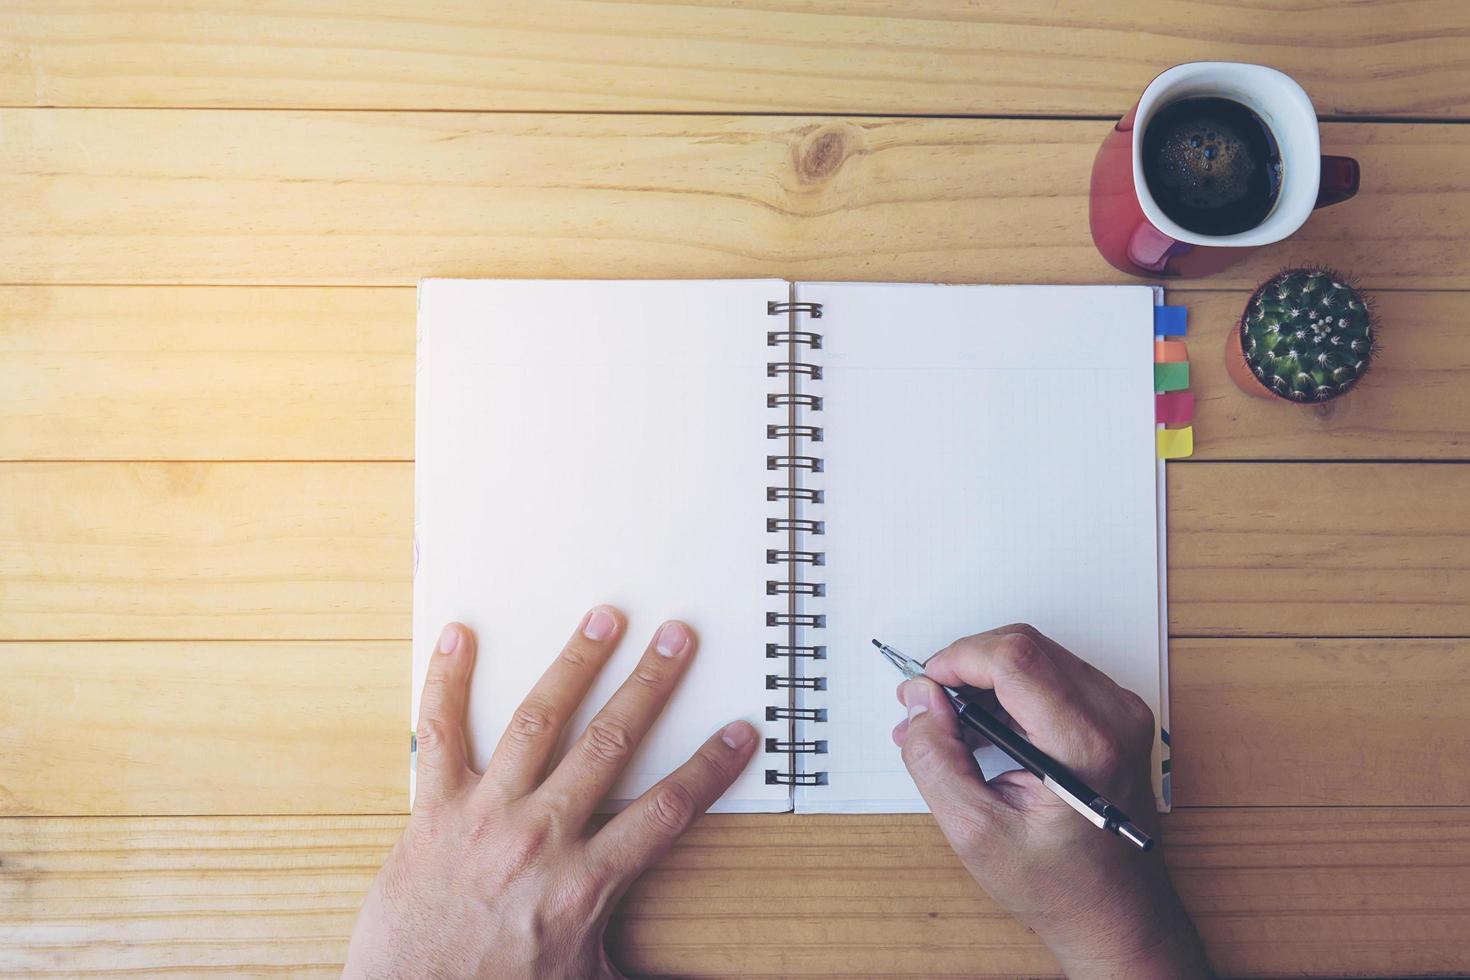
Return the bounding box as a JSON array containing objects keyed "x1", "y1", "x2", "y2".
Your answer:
[{"x1": 1089, "y1": 62, "x2": 1359, "y2": 278}]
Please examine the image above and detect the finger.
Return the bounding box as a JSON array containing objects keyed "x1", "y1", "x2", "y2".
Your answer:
[
  {"x1": 922, "y1": 627, "x2": 1088, "y2": 742},
  {"x1": 891, "y1": 716, "x2": 989, "y2": 752},
  {"x1": 893, "y1": 680, "x2": 1013, "y2": 738},
  {"x1": 893, "y1": 681, "x2": 1011, "y2": 828},
  {"x1": 414, "y1": 623, "x2": 476, "y2": 806},
  {"x1": 538, "y1": 620, "x2": 696, "y2": 822},
  {"x1": 590, "y1": 720, "x2": 758, "y2": 891},
  {"x1": 481, "y1": 605, "x2": 625, "y2": 799}
]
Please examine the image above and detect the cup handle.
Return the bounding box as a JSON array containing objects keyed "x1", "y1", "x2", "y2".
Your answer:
[
  {"x1": 1127, "y1": 221, "x2": 1190, "y2": 273},
  {"x1": 1316, "y1": 155, "x2": 1360, "y2": 209}
]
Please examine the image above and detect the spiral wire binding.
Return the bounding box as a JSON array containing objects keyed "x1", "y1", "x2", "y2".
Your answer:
[{"x1": 765, "y1": 294, "x2": 828, "y2": 788}]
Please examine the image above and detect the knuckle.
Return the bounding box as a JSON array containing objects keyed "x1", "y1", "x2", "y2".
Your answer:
[
  {"x1": 630, "y1": 662, "x2": 666, "y2": 690},
  {"x1": 482, "y1": 815, "x2": 552, "y2": 883},
  {"x1": 558, "y1": 642, "x2": 591, "y2": 669},
  {"x1": 415, "y1": 717, "x2": 448, "y2": 756},
  {"x1": 994, "y1": 632, "x2": 1044, "y2": 674},
  {"x1": 508, "y1": 697, "x2": 557, "y2": 743},
  {"x1": 644, "y1": 781, "x2": 700, "y2": 836},
  {"x1": 999, "y1": 622, "x2": 1043, "y2": 642},
  {"x1": 697, "y1": 743, "x2": 737, "y2": 782},
  {"x1": 581, "y1": 717, "x2": 635, "y2": 765},
  {"x1": 531, "y1": 788, "x2": 580, "y2": 835}
]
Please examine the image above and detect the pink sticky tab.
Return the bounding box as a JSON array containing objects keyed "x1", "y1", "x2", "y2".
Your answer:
[{"x1": 1155, "y1": 391, "x2": 1195, "y2": 425}]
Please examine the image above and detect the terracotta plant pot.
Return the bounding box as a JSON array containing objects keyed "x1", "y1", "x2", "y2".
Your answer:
[{"x1": 1223, "y1": 326, "x2": 1277, "y2": 400}]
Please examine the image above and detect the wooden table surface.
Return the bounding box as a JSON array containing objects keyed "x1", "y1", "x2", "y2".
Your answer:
[{"x1": 2, "y1": 3, "x2": 1468, "y2": 976}]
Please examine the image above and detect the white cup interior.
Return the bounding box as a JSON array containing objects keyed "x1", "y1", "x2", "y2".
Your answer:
[{"x1": 1131, "y1": 62, "x2": 1321, "y2": 246}]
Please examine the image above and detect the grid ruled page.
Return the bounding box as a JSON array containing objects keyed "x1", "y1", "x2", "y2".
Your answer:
[
  {"x1": 414, "y1": 279, "x2": 790, "y2": 812},
  {"x1": 793, "y1": 283, "x2": 1162, "y2": 813}
]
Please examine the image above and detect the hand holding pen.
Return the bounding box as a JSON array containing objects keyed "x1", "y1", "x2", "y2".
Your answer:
[
  {"x1": 875, "y1": 639, "x2": 1153, "y2": 851},
  {"x1": 887, "y1": 625, "x2": 1212, "y2": 979}
]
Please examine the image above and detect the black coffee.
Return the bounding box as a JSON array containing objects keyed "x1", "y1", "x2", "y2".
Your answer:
[{"x1": 1142, "y1": 97, "x2": 1281, "y2": 236}]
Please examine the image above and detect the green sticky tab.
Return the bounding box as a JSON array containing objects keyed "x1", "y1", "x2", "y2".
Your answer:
[{"x1": 1154, "y1": 361, "x2": 1189, "y2": 392}]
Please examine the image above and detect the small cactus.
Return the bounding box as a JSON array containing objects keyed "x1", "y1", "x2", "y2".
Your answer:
[{"x1": 1239, "y1": 267, "x2": 1375, "y2": 402}]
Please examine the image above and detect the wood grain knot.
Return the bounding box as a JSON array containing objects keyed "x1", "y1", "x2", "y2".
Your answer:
[
  {"x1": 1313, "y1": 400, "x2": 1338, "y2": 421},
  {"x1": 793, "y1": 126, "x2": 853, "y2": 184},
  {"x1": 138, "y1": 462, "x2": 208, "y2": 497}
]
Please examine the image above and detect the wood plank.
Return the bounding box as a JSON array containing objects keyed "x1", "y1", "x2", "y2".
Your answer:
[
  {"x1": 1169, "y1": 639, "x2": 1470, "y2": 806},
  {"x1": 6, "y1": 287, "x2": 1467, "y2": 462},
  {"x1": 0, "y1": 815, "x2": 398, "y2": 978},
  {"x1": 4, "y1": 112, "x2": 1466, "y2": 289},
  {"x1": 0, "y1": 642, "x2": 406, "y2": 817},
  {"x1": 0, "y1": 286, "x2": 414, "y2": 462},
  {"x1": 2, "y1": 810, "x2": 1467, "y2": 977},
  {"x1": 3, "y1": 462, "x2": 1464, "y2": 642},
  {"x1": 1, "y1": 636, "x2": 1462, "y2": 816},
  {"x1": 1168, "y1": 463, "x2": 1470, "y2": 637},
  {"x1": 3, "y1": 2, "x2": 1467, "y2": 117},
  {"x1": 0, "y1": 463, "x2": 411, "y2": 642}
]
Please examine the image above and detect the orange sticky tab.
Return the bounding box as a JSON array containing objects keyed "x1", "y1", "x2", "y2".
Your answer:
[
  {"x1": 1156, "y1": 426, "x2": 1194, "y2": 459},
  {"x1": 1155, "y1": 340, "x2": 1189, "y2": 363}
]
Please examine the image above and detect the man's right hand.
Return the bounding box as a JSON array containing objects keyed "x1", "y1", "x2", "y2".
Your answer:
[{"x1": 892, "y1": 624, "x2": 1212, "y2": 979}]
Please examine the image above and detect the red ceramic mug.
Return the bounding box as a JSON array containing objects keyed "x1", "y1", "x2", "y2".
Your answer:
[{"x1": 1090, "y1": 62, "x2": 1359, "y2": 278}]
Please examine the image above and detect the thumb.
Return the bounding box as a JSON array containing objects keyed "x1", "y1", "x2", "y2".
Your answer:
[
  {"x1": 414, "y1": 622, "x2": 476, "y2": 807},
  {"x1": 898, "y1": 678, "x2": 1007, "y2": 840}
]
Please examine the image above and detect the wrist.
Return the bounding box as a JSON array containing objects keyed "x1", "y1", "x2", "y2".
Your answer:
[
  {"x1": 1030, "y1": 869, "x2": 1210, "y2": 979},
  {"x1": 1050, "y1": 929, "x2": 1211, "y2": 980}
]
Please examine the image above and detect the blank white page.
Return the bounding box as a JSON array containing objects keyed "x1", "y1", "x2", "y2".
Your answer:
[
  {"x1": 414, "y1": 279, "x2": 789, "y2": 812},
  {"x1": 794, "y1": 283, "x2": 1162, "y2": 813}
]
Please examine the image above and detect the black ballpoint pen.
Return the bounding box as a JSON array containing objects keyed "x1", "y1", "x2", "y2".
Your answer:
[{"x1": 873, "y1": 638, "x2": 1154, "y2": 852}]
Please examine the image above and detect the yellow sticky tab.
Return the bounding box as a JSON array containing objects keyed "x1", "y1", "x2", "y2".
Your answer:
[{"x1": 1157, "y1": 426, "x2": 1194, "y2": 459}]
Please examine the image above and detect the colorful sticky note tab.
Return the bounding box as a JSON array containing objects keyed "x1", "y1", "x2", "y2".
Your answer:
[
  {"x1": 1154, "y1": 361, "x2": 1189, "y2": 392},
  {"x1": 1157, "y1": 426, "x2": 1194, "y2": 459},
  {"x1": 1155, "y1": 391, "x2": 1195, "y2": 424},
  {"x1": 1153, "y1": 305, "x2": 1188, "y2": 336},
  {"x1": 1154, "y1": 339, "x2": 1188, "y2": 363}
]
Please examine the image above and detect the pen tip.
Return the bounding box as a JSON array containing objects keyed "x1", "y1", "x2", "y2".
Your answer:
[{"x1": 870, "y1": 638, "x2": 882, "y2": 648}]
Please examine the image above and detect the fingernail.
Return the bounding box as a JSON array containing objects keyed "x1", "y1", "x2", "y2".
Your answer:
[
  {"x1": 437, "y1": 624, "x2": 461, "y2": 655},
  {"x1": 654, "y1": 621, "x2": 689, "y2": 658},
  {"x1": 583, "y1": 606, "x2": 617, "y2": 642},
  {"x1": 721, "y1": 720, "x2": 756, "y2": 750},
  {"x1": 902, "y1": 681, "x2": 930, "y2": 721}
]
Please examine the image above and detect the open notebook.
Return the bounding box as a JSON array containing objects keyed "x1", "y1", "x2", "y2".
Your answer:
[{"x1": 414, "y1": 280, "x2": 1172, "y2": 814}]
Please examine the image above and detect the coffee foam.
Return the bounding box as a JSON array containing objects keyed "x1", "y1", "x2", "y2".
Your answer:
[{"x1": 1149, "y1": 112, "x2": 1257, "y2": 211}]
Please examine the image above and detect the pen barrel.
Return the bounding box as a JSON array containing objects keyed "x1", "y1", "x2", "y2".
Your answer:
[
  {"x1": 952, "y1": 698, "x2": 1051, "y2": 781},
  {"x1": 952, "y1": 696, "x2": 1101, "y2": 801},
  {"x1": 949, "y1": 689, "x2": 1152, "y2": 852}
]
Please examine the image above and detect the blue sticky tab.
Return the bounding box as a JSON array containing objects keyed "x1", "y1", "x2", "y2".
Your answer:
[{"x1": 1153, "y1": 305, "x2": 1187, "y2": 336}]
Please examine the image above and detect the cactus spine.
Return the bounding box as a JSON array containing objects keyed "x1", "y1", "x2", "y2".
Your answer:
[{"x1": 1239, "y1": 268, "x2": 1374, "y2": 402}]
